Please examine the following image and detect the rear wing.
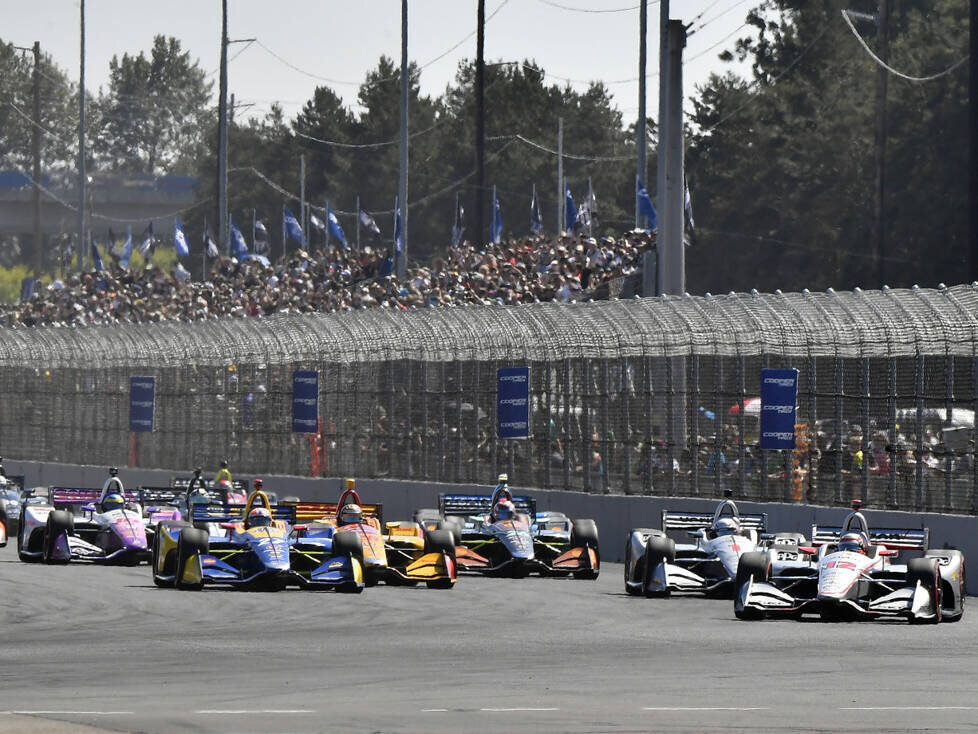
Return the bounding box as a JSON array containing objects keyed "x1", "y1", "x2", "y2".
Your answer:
[
  {"x1": 286, "y1": 501, "x2": 384, "y2": 524},
  {"x1": 171, "y1": 477, "x2": 249, "y2": 494},
  {"x1": 661, "y1": 510, "x2": 768, "y2": 533},
  {"x1": 811, "y1": 525, "x2": 930, "y2": 550},
  {"x1": 192, "y1": 503, "x2": 296, "y2": 525},
  {"x1": 439, "y1": 493, "x2": 537, "y2": 518},
  {"x1": 137, "y1": 487, "x2": 186, "y2": 506},
  {"x1": 51, "y1": 487, "x2": 141, "y2": 507}
]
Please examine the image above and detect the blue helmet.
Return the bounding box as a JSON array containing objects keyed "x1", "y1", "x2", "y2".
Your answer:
[{"x1": 103, "y1": 492, "x2": 126, "y2": 512}]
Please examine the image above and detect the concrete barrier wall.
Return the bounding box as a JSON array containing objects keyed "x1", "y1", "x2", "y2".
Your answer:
[{"x1": 6, "y1": 458, "x2": 977, "y2": 594}]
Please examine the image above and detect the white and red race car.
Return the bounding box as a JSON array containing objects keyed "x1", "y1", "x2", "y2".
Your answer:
[{"x1": 734, "y1": 500, "x2": 965, "y2": 624}]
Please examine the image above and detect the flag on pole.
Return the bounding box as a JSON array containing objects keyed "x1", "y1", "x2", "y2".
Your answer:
[
  {"x1": 491, "y1": 190, "x2": 503, "y2": 244},
  {"x1": 394, "y1": 204, "x2": 404, "y2": 255},
  {"x1": 450, "y1": 198, "x2": 465, "y2": 247},
  {"x1": 254, "y1": 220, "x2": 270, "y2": 254},
  {"x1": 283, "y1": 205, "x2": 303, "y2": 243},
  {"x1": 684, "y1": 179, "x2": 696, "y2": 245},
  {"x1": 230, "y1": 217, "x2": 249, "y2": 257},
  {"x1": 20, "y1": 277, "x2": 35, "y2": 302},
  {"x1": 108, "y1": 227, "x2": 123, "y2": 259},
  {"x1": 636, "y1": 179, "x2": 657, "y2": 231},
  {"x1": 327, "y1": 206, "x2": 349, "y2": 248},
  {"x1": 204, "y1": 224, "x2": 219, "y2": 258},
  {"x1": 309, "y1": 213, "x2": 326, "y2": 232},
  {"x1": 138, "y1": 222, "x2": 154, "y2": 256},
  {"x1": 530, "y1": 187, "x2": 543, "y2": 235},
  {"x1": 564, "y1": 186, "x2": 578, "y2": 233},
  {"x1": 359, "y1": 208, "x2": 381, "y2": 236},
  {"x1": 173, "y1": 218, "x2": 190, "y2": 257},
  {"x1": 90, "y1": 235, "x2": 106, "y2": 273},
  {"x1": 120, "y1": 227, "x2": 135, "y2": 268},
  {"x1": 578, "y1": 178, "x2": 597, "y2": 230}
]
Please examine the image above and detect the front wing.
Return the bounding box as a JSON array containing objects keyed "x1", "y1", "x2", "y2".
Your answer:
[{"x1": 456, "y1": 537, "x2": 597, "y2": 576}]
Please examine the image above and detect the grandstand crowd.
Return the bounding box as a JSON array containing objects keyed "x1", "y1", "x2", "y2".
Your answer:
[{"x1": 0, "y1": 230, "x2": 654, "y2": 327}]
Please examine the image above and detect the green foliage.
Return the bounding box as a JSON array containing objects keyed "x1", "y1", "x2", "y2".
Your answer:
[{"x1": 0, "y1": 264, "x2": 32, "y2": 305}]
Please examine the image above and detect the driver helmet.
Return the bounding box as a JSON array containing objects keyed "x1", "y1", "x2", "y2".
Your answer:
[
  {"x1": 838, "y1": 532, "x2": 867, "y2": 554},
  {"x1": 494, "y1": 499, "x2": 516, "y2": 521},
  {"x1": 109, "y1": 466, "x2": 119, "y2": 477},
  {"x1": 253, "y1": 478, "x2": 263, "y2": 490},
  {"x1": 714, "y1": 516, "x2": 740, "y2": 536},
  {"x1": 217, "y1": 479, "x2": 232, "y2": 491},
  {"x1": 188, "y1": 488, "x2": 210, "y2": 508},
  {"x1": 338, "y1": 503, "x2": 363, "y2": 526},
  {"x1": 220, "y1": 460, "x2": 229, "y2": 469},
  {"x1": 102, "y1": 492, "x2": 126, "y2": 513},
  {"x1": 497, "y1": 473, "x2": 508, "y2": 486},
  {"x1": 248, "y1": 507, "x2": 272, "y2": 528},
  {"x1": 193, "y1": 467, "x2": 202, "y2": 477}
]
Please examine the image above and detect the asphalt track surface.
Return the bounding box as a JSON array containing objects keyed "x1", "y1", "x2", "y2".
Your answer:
[{"x1": 1, "y1": 542, "x2": 977, "y2": 734}]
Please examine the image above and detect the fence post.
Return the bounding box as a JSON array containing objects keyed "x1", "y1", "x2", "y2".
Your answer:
[
  {"x1": 582, "y1": 358, "x2": 592, "y2": 493},
  {"x1": 945, "y1": 351, "x2": 954, "y2": 511},
  {"x1": 691, "y1": 354, "x2": 700, "y2": 497},
  {"x1": 737, "y1": 356, "x2": 746, "y2": 497},
  {"x1": 622, "y1": 356, "x2": 632, "y2": 494},
  {"x1": 667, "y1": 356, "x2": 676, "y2": 497},
  {"x1": 455, "y1": 360, "x2": 463, "y2": 484},
  {"x1": 915, "y1": 352, "x2": 925, "y2": 511},
  {"x1": 644, "y1": 355, "x2": 653, "y2": 495},
  {"x1": 563, "y1": 358, "x2": 571, "y2": 491},
  {"x1": 808, "y1": 355, "x2": 817, "y2": 504},
  {"x1": 887, "y1": 357, "x2": 897, "y2": 508},
  {"x1": 712, "y1": 355, "x2": 722, "y2": 496},
  {"x1": 862, "y1": 356, "x2": 870, "y2": 504}
]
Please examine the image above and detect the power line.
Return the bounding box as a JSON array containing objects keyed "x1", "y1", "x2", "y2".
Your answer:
[
  {"x1": 490, "y1": 133, "x2": 632, "y2": 162},
  {"x1": 692, "y1": 0, "x2": 753, "y2": 33},
  {"x1": 535, "y1": 0, "x2": 649, "y2": 13},
  {"x1": 685, "y1": 22, "x2": 749, "y2": 63},
  {"x1": 840, "y1": 9, "x2": 969, "y2": 83}
]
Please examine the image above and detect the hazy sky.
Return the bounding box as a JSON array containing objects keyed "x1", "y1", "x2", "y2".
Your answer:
[{"x1": 2, "y1": 0, "x2": 758, "y2": 125}]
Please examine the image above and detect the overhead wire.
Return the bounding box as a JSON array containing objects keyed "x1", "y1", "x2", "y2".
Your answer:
[
  {"x1": 535, "y1": 0, "x2": 649, "y2": 13},
  {"x1": 840, "y1": 9, "x2": 969, "y2": 82}
]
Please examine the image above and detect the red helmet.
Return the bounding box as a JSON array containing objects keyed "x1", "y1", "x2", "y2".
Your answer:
[
  {"x1": 248, "y1": 507, "x2": 272, "y2": 528},
  {"x1": 254, "y1": 478, "x2": 263, "y2": 489},
  {"x1": 838, "y1": 532, "x2": 867, "y2": 554}
]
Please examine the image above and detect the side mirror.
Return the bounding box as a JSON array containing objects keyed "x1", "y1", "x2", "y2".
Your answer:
[{"x1": 81, "y1": 503, "x2": 96, "y2": 512}]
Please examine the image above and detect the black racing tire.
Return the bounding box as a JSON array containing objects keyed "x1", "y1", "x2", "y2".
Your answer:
[
  {"x1": 925, "y1": 549, "x2": 965, "y2": 623},
  {"x1": 908, "y1": 557, "x2": 942, "y2": 625},
  {"x1": 571, "y1": 519, "x2": 600, "y2": 580},
  {"x1": 17, "y1": 506, "x2": 37, "y2": 562},
  {"x1": 435, "y1": 519, "x2": 462, "y2": 547},
  {"x1": 332, "y1": 530, "x2": 364, "y2": 561},
  {"x1": 642, "y1": 534, "x2": 675, "y2": 598},
  {"x1": 42, "y1": 510, "x2": 74, "y2": 564},
  {"x1": 624, "y1": 539, "x2": 643, "y2": 596},
  {"x1": 153, "y1": 521, "x2": 191, "y2": 588},
  {"x1": 424, "y1": 528, "x2": 456, "y2": 557},
  {"x1": 174, "y1": 527, "x2": 209, "y2": 591},
  {"x1": 734, "y1": 552, "x2": 771, "y2": 620}
]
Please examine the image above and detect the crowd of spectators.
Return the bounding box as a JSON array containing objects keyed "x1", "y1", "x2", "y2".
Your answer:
[{"x1": 0, "y1": 230, "x2": 655, "y2": 327}]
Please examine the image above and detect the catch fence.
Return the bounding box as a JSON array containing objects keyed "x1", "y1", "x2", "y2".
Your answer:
[{"x1": 1, "y1": 284, "x2": 977, "y2": 514}]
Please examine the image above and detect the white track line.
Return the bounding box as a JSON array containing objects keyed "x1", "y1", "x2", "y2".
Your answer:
[
  {"x1": 643, "y1": 707, "x2": 770, "y2": 712},
  {"x1": 480, "y1": 707, "x2": 560, "y2": 712},
  {"x1": 195, "y1": 709, "x2": 315, "y2": 714},
  {"x1": 0, "y1": 711, "x2": 134, "y2": 715},
  {"x1": 421, "y1": 709, "x2": 449, "y2": 712},
  {"x1": 840, "y1": 706, "x2": 978, "y2": 711}
]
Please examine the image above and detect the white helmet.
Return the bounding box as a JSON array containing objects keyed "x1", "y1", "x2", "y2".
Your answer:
[
  {"x1": 339, "y1": 503, "x2": 363, "y2": 526},
  {"x1": 714, "y1": 516, "x2": 740, "y2": 536}
]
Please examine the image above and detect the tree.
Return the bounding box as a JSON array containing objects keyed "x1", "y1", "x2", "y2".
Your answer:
[{"x1": 95, "y1": 35, "x2": 212, "y2": 175}]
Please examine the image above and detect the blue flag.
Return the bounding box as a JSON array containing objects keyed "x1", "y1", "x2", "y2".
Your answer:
[
  {"x1": 378, "y1": 257, "x2": 394, "y2": 277},
  {"x1": 20, "y1": 277, "x2": 35, "y2": 302},
  {"x1": 491, "y1": 193, "x2": 503, "y2": 244},
  {"x1": 394, "y1": 204, "x2": 404, "y2": 254},
  {"x1": 530, "y1": 188, "x2": 543, "y2": 235},
  {"x1": 120, "y1": 227, "x2": 134, "y2": 268},
  {"x1": 283, "y1": 205, "x2": 303, "y2": 243},
  {"x1": 230, "y1": 218, "x2": 249, "y2": 257},
  {"x1": 564, "y1": 186, "x2": 578, "y2": 233},
  {"x1": 637, "y1": 179, "x2": 658, "y2": 231},
  {"x1": 91, "y1": 235, "x2": 105, "y2": 272},
  {"x1": 328, "y1": 206, "x2": 349, "y2": 248},
  {"x1": 173, "y1": 218, "x2": 190, "y2": 257}
]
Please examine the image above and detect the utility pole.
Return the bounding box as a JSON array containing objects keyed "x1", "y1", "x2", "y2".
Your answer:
[
  {"x1": 31, "y1": 41, "x2": 42, "y2": 276},
  {"x1": 873, "y1": 0, "x2": 889, "y2": 286},
  {"x1": 658, "y1": 19, "x2": 686, "y2": 297},
  {"x1": 78, "y1": 0, "x2": 86, "y2": 272},
  {"x1": 475, "y1": 0, "x2": 486, "y2": 247},
  {"x1": 217, "y1": 0, "x2": 229, "y2": 254},
  {"x1": 397, "y1": 0, "x2": 409, "y2": 278},
  {"x1": 636, "y1": 0, "x2": 648, "y2": 229},
  {"x1": 971, "y1": 0, "x2": 978, "y2": 283},
  {"x1": 646, "y1": 0, "x2": 668, "y2": 298}
]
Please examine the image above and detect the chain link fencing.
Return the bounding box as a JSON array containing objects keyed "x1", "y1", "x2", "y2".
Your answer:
[{"x1": 1, "y1": 284, "x2": 977, "y2": 514}]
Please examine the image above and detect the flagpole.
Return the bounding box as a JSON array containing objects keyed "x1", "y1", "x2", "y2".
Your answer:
[
  {"x1": 531, "y1": 183, "x2": 535, "y2": 235},
  {"x1": 202, "y1": 216, "x2": 207, "y2": 280},
  {"x1": 299, "y1": 154, "x2": 306, "y2": 248},
  {"x1": 282, "y1": 205, "x2": 287, "y2": 260},
  {"x1": 325, "y1": 202, "x2": 330, "y2": 251},
  {"x1": 588, "y1": 176, "x2": 594, "y2": 237},
  {"x1": 251, "y1": 208, "x2": 256, "y2": 254},
  {"x1": 397, "y1": 0, "x2": 409, "y2": 279},
  {"x1": 355, "y1": 195, "x2": 361, "y2": 250},
  {"x1": 556, "y1": 117, "x2": 563, "y2": 235}
]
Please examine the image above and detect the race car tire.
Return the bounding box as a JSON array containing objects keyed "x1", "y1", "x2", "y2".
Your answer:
[
  {"x1": 17, "y1": 506, "x2": 38, "y2": 562},
  {"x1": 333, "y1": 530, "x2": 364, "y2": 561},
  {"x1": 734, "y1": 552, "x2": 770, "y2": 620},
  {"x1": 643, "y1": 534, "x2": 675, "y2": 598},
  {"x1": 624, "y1": 538, "x2": 642, "y2": 595},
  {"x1": 435, "y1": 519, "x2": 462, "y2": 547},
  {"x1": 153, "y1": 521, "x2": 191, "y2": 587},
  {"x1": 571, "y1": 519, "x2": 600, "y2": 580},
  {"x1": 908, "y1": 557, "x2": 943, "y2": 625},
  {"x1": 175, "y1": 527, "x2": 209, "y2": 591},
  {"x1": 925, "y1": 549, "x2": 965, "y2": 623},
  {"x1": 42, "y1": 510, "x2": 74, "y2": 564}
]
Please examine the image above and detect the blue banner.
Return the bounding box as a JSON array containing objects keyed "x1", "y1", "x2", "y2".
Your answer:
[
  {"x1": 760, "y1": 368, "x2": 798, "y2": 450},
  {"x1": 292, "y1": 370, "x2": 319, "y2": 433},
  {"x1": 130, "y1": 376, "x2": 155, "y2": 433},
  {"x1": 497, "y1": 367, "x2": 530, "y2": 439}
]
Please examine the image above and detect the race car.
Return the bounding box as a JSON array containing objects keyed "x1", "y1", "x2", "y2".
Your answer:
[
  {"x1": 0, "y1": 474, "x2": 26, "y2": 545},
  {"x1": 170, "y1": 476, "x2": 249, "y2": 505},
  {"x1": 624, "y1": 492, "x2": 775, "y2": 597},
  {"x1": 17, "y1": 486, "x2": 179, "y2": 564},
  {"x1": 152, "y1": 486, "x2": 364, "y2": 592},
  {"x1": 415, "y1": 476, "x2": 599, "y2": 579},
  {"x1": 734, "y1": 500, "x2": 965, "y2": 624},
  {"x1": 288, "y1": 480, "x2": 456, "y2": 589}
]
